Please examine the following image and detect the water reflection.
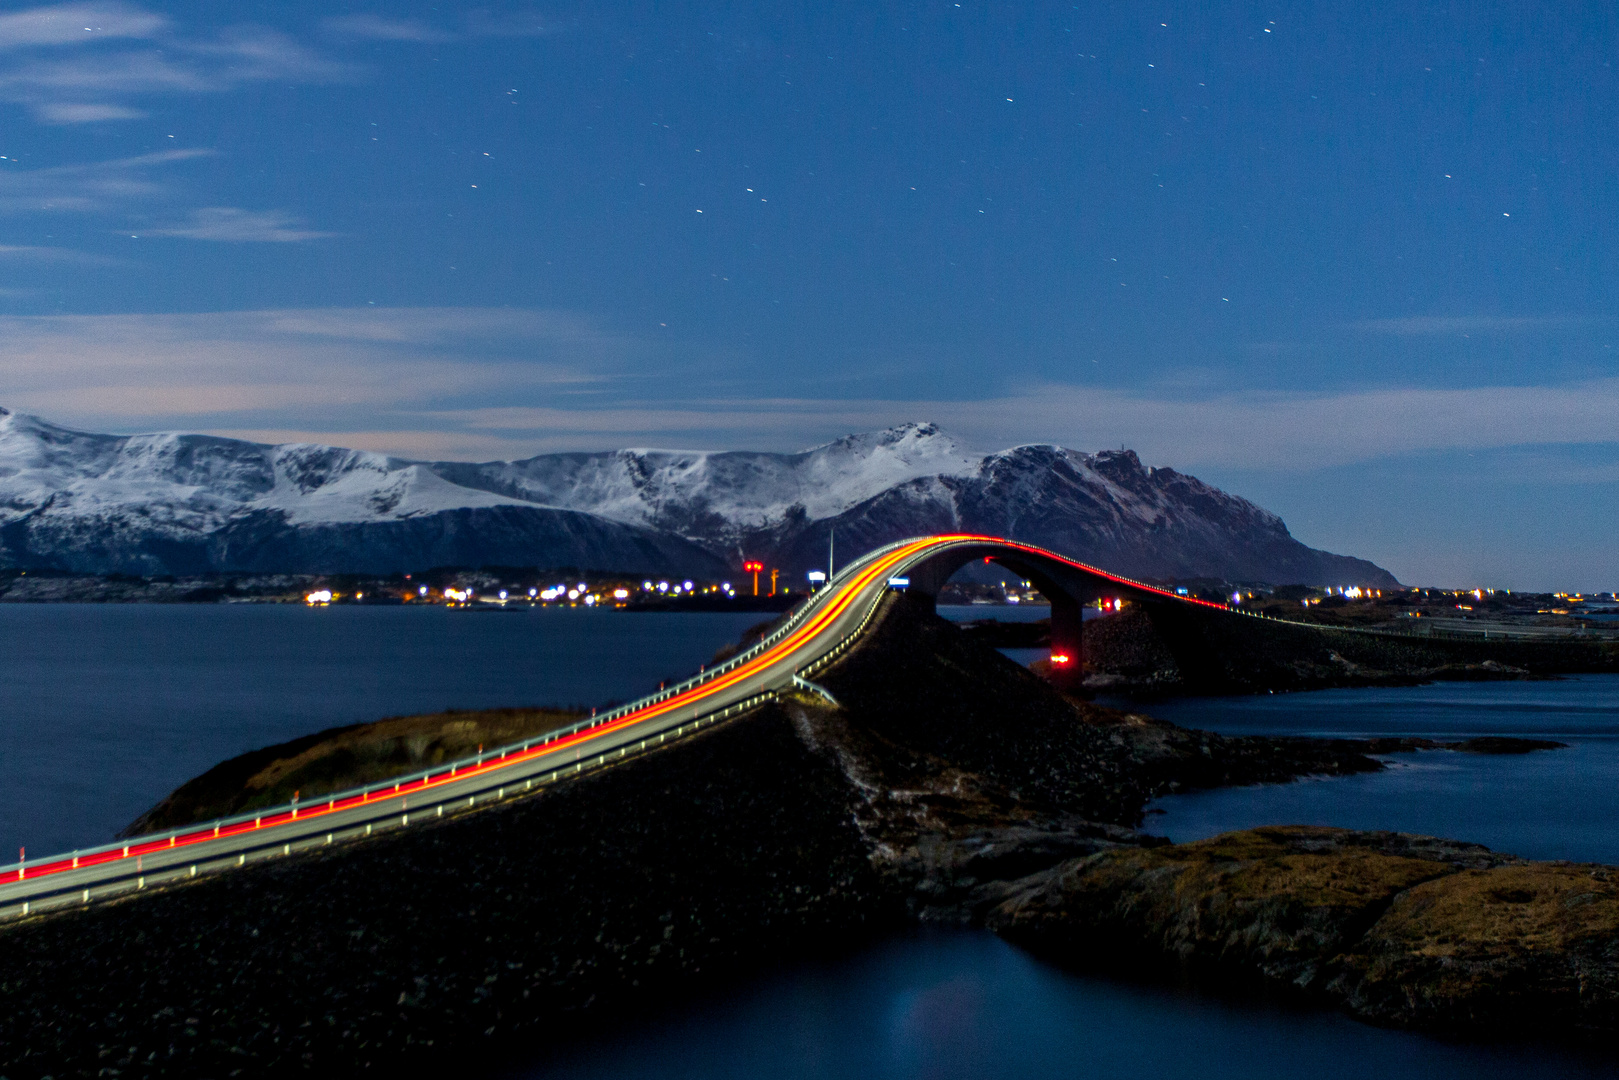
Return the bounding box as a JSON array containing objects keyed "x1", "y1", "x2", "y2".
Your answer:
[{"x1": 513, "y1": 929, "x2": 1613, "y2": 1079}]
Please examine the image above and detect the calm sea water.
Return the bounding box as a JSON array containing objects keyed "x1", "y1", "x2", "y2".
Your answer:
[
  {"x1": 4, "y1": 602, "x2": 1614, "y2": 1076},
  {"x1": 0, "y1": 603, "x2": 764, "y2": 855},
  {"x1": 512, "y1": 928, "x2": 1614, "y2": 1080},
  {"x1": 1132, "y1": 677, "x2": 1619, "y2": 863}
]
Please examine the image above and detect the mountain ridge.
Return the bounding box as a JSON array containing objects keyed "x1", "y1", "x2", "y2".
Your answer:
[{"x1": 0, "y1": 409, "x2": 1398, "y2": 587}]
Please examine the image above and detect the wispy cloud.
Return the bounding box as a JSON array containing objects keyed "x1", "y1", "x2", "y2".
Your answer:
[
  {"x1": 32, "y1": 100, "x2": 143, "y2": 122},
  {"x1": 180, "y1": 26, "x2": 351, "y2": 84},
  {"x1": 0, "y1": 243, "x2": 126, "y2": 264},
  {"x1": 321, "y1": 14, "x2": 454, "y2": 44},
  {"x1": 0, "y1": 2, "x2": 166, "y2": 49},
  {"x1": 0, "y1": 4, "x2": 354, "y2": 126},
  {"x1": 0, "y1": 308, "x2": 617, "y2": 434},
  {"x1": 3, "y1": 307, "x2": 1616, "y2": 470},
  {"x1": 1348, "y1": 315, "x2": 1586, "y2": 335},
  {"x1": 0, "y1": 147, "x2": 210, "y2": 213},
  {"x1": 141, "y1": 207, "x2": 335, "y2": 242}
]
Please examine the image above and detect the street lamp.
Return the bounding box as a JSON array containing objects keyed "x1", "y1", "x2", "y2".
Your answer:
[{"x1": 744, "y1": 560, "x2": 763, "y2": 596}]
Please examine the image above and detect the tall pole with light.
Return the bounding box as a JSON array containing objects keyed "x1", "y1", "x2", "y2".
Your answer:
[{"x1": 744, "y1": 560, "x2": 763, "y2": 596}]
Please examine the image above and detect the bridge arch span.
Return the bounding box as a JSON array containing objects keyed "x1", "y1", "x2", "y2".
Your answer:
[{"x1": 865, "y1": 535, "x2": 1227, "y2": 689}]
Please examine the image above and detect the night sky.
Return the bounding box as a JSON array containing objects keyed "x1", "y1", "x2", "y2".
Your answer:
[{"x1": 0, "y1": 1, "x2": 1614, "y2": 588}]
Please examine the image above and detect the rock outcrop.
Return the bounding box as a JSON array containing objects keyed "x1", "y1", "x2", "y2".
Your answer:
[{"x1": 988, "y1": 826, "x2": 1619, "y2": 1038}]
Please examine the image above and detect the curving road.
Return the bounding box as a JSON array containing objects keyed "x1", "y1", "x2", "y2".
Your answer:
[{"x1": 0, "y1": 534, "x2": 1215, "y2": 919}]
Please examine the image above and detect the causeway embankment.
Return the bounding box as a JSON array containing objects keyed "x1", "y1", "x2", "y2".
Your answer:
[{"x1": 0, "y1": 594, "x2": 1607, "y2": 1075}]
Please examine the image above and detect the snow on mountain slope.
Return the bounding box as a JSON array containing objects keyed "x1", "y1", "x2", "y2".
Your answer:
[
  {"x1": 0, "y1": 409, "x2": 1397, "y2": 585},
  {"x1": 435, "y1": 422, "x2": 1396, "y2": 586},
  {"x1": 431, "y1": 422, "x2": 983, "y2": 534},
  {"x1": 0, "y1": 409, "x2": 725, "y2": 577},
  {"x1": 0, "y1": 411, "x2": 526, "y2": 526}
]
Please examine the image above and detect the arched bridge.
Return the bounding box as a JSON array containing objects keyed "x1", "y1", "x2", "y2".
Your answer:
[
  {"x1": 0, "y1": 534, "x2": 1230, "y2": 918},
  {"x1": 878, "y1": 534, "x2": 1228, "y2": 686}
]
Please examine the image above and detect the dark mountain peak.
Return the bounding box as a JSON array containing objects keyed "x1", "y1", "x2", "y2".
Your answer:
[{"x1": 0, "y1": 412, "x2": 1399, "y2": 587}]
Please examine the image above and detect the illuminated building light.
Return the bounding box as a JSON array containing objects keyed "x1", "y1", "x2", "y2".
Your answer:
[
  {"x1": 305, "y1": 589, "x2": 333, "y2": 605},
  {"x1": 1050, "y1": 653, "x2": 1072, "y2": 665},
  {"x1": 613, "y1": 588, "x2": 630, "y2": 599}
]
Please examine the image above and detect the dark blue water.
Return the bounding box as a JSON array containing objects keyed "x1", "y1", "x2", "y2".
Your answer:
[
  {"x1": 513, "y1": 929, "x2": 1614, "y2": 1080},
  {"x1": 936, "y1": 603, "x2": 1051, "y2": 668},
  {"x1": 0, "y1": 604, "x2": 763, "y2": 855},
  {"x1": 1131, "y1": 677, "x2": 1619, "y2": 863},
  {"x1": 5, "y1": 605, "x2": 1615, "y2": 1075},
  {"x1": 936, "y1": 603, "x2": 1051, "y2": 623},
  {"x1": 514, "y1": 676, "x2": 1619, "y2": 1079}
]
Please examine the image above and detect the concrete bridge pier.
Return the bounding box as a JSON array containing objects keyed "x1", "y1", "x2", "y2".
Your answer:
[
  {"x1": 1042, "y1": 591, "x2": 1085, "y2": 691},
  {"x1": 903, "y1": 551, "x2": 1088, "y2": 692}
]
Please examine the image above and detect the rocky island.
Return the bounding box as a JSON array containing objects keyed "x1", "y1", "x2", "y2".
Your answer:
[{"x1": 0, "y1": 595, "x2": 1608, "y2": 1075}]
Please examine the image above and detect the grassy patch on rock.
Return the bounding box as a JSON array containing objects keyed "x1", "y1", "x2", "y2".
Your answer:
[
  {"x1": 121, "y1": 705, "x2": 585, "y2": 836},
  {"x1": 989, "y1": 826, "x2": 1619, "y2": 1038}
]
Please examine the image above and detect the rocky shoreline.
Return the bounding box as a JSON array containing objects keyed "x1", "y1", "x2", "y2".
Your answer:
[
  {"x1": 963, "y1": 605, "x2": 1618, "y2": 694},
  {"x1": 988, "y1": 826, "x2": 1619, "y2": 1038},
  {"x1": 0, "y1": 595, "x2": 1605, "y2": 1075}
]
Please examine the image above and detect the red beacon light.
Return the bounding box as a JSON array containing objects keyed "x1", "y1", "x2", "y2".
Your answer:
[{"x1": 1050, "y1": 653, "x2": 1073, "y2": 665}]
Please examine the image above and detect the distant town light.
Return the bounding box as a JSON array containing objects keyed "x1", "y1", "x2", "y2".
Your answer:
[
  {"x1": 612, "y1": 588, "x2": 630, "y2": 599},
  {"x1": 305, "y1": 589, "x2": 333, "y2": 605}
]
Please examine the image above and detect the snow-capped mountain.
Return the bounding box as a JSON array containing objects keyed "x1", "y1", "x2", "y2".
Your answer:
[
  {"x1": 0, "y1": 409, "x2": 1398, "y2": 586},
  {"x1": 0, "y1": 408, "x2": 727, "y2": 577}
]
